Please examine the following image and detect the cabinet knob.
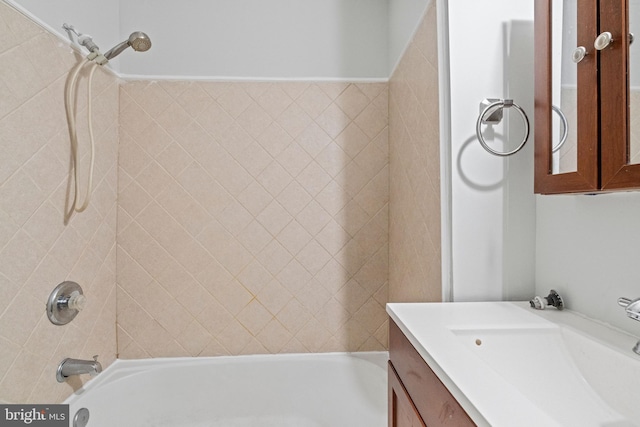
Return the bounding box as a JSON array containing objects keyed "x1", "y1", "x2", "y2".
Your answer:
[
  {"x1": 572, "y1": 46, "x2": 587, "y2": 63},
  {"x1": 594, "y1": 31, "x2": 614, "y2": 50}
]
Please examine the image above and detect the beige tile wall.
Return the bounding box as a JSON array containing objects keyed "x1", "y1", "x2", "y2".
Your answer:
[
  {"x1": 389, "y1": 2, "x2": 442, "y2": 302},
  {"x1": 117, "y1": 81, "x2": 389, "y2": 357},
  {"x1": 0, "y1": 0, "x2": 438, "y2": 402},
  {"x1": 0, "y1": 3, "x2": 118, "y2": 403}
]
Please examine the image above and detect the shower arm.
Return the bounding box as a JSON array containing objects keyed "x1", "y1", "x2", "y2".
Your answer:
[{"x1": 104, "y1": 41, "x2": 129, "y2": 61}]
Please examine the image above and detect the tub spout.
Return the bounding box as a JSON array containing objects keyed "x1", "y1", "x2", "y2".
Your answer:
[{"x1": 57, "y1": 356, "x2": 102, "y2": 382}]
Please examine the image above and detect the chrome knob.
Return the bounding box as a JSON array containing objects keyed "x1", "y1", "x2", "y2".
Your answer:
[
  {"x1": 572, "y1": 46, "x2": 587, "y2": 63},
  {"x1": 594, "y1": 31, "x2": 614, "y2": 50},
  {"x1": 47, "y1": 281, "x2": 86, "y2": 325}
]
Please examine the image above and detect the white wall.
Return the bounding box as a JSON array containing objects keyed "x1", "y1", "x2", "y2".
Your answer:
[
  {"x1": 8, "y1": 0, "x2": 391, "y2": 80},
  {"x1": 448, "y1": 1, "x2": 640, "y2": 340},
  {"x1": 535, "y1": 4, "x2": 640, "y2": 337},
  {"x1": 536, "y1": 193, "x2": 640, "y2": 336},
  {"x1": 118, "y1": 0, "x2": 389, "y2": 79},
  {"x1": 6, "y1": 0, "x2": 434, "y2": 80},
  {"x1": 448, "y1": 0, "x2": 536, "y2": 302},
  {"x1": 388, "y1": 0, "x2": 429, "y2": 73}
]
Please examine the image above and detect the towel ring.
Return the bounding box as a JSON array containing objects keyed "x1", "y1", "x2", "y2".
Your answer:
[
  {"x1": 476, "y1": 99, "x2": 530, "y2": 157},
  {"x1": 551, "y1": 105, "x2": 568, "y2": 153}
]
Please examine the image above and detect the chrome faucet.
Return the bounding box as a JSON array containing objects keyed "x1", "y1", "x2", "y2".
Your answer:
[
  {"x1": 617, "y1": 297, "x2": 640, "y2": 355},
  {"x1": 56, "y1": 356, "x2": 102, "y2": 382}
]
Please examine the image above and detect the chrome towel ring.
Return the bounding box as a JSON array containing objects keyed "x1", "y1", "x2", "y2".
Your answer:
[{"x1": 475, "y1": 99, "x2": 530, "y2": 157}]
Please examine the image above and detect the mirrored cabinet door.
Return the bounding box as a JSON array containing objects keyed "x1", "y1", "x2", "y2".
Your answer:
[
  {"x1": 631, "y1": 0, "x2": 640, "y2": 163},
  {"x1": 535, "y1": 0, "x2": 599, "y2": 194},
  {"x1": 553, "y1": 0, "x2": 577, "y2": 174},
  {"x1": 600, "y1": 0, "x2": 640, "y2": 189}
]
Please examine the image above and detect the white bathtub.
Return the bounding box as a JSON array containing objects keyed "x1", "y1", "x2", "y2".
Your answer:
[{"x1": 64, "y1": 352, "x2": 388, "y2": 427}]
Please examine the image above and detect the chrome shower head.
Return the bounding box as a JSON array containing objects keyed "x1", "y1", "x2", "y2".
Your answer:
[
  {"x1": 104, "y1": 31, "x2": 151, "y2": 60},
  {"x1": 128, "y1": 32, "x2": 152, "y2": 52}
]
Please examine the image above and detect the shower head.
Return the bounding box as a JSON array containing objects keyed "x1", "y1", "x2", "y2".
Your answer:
[
  {"x1": 127, "y1": 31, "x2": 152, "y2": 52},
  {"x1": 104, "y1": 31, "x2": 151, "y2": 60}
]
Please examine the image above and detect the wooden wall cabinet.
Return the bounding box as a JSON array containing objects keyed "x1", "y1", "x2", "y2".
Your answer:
[
  {"x1": 535, "y1": 0, "x2": 640, "y2": 194},
  {"x1": 388, "y1": 321, "x2": 475, "y2": 427}
]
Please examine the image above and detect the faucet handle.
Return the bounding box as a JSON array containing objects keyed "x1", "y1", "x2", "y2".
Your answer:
[
  {"x1": 618, "y1": 297, "x2": 633, "y2": 307},
  {"x1": 618, "y1": 297, "x2": 640, "y2": 321},
  {"x1": 529, "y1": 290, "x2": 564, "y2": 310}
]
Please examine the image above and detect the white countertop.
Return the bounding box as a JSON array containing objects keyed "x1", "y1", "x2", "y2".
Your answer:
[{"x1": 387, "y1": 301, "x2": 640, "y2": 427}]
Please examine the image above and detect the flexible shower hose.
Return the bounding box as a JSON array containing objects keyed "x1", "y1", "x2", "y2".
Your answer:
[{"x1": 64, "y1": 57, "x2": 99, "y2": 216}]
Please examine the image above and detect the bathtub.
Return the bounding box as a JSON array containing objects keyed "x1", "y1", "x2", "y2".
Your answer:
[{"x1": 64, "y1": 352, "x2": 388, "y2": 427}]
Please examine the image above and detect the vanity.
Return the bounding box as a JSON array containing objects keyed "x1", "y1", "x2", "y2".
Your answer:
[
  {"x1": 388, "y1": 319, "x2": 474, "y2": 427},
  {"x1": 387, "y1": 302, "x2": 640, "y2": 427}
]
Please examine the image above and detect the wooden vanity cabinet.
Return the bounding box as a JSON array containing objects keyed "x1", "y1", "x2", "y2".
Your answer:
[
  {"x1": 388, "y1": 320, "x2": 476, "y2": 427},
  {"x1": 389, "y1": 362, "x2": 427, "y2": 427},
  {"x1": 534, "y1": 0, "x2": 640, "y2": 193}
]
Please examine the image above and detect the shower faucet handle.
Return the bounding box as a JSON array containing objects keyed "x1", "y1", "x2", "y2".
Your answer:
[{"x1": 47, "y1": 281, "x2": 86, "y2": 325}]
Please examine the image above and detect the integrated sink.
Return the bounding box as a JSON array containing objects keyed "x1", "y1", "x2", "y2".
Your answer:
[{"x1": 387, "y1": 302, "x2": 640, "y2": 427}]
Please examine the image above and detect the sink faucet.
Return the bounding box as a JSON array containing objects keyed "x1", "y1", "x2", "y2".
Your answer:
[
  {"x1": 617, "y1": 297, "x2": 640, "y2": 355},
  {"x1": 56, "y1": 356, "x2": 102, "y2": 382}
]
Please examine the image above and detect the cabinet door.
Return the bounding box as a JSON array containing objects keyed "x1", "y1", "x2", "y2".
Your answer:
[
  {"x1": 389, "y1": 362, "x2": 428, "y2": 427},
  {"x1": 389, "y1": 321, "x2": 476, "y2": 427},
  {"x1": 600, "y1": 0, "x2": 640, "y2": 189},
  {"x1": 535, "y1": 0, "x2": 599, "y2": 194}
]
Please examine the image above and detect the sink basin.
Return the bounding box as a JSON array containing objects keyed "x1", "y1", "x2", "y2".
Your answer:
[
  {"x1": 453, "y1": 326, "x2": 639, "y2": 425},
  {"x1": 387, "y1": 302, "x2": 640, "y2": 427}
]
